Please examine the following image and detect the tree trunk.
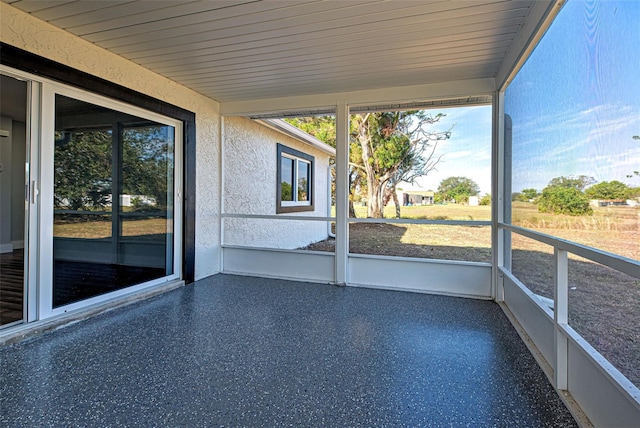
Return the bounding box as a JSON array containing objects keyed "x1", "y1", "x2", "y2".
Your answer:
[
  {"x1": 366, "y1": 177, "x2": 384, "y2": 218},
  {"x1": 392, "y1": 189, "x2": 401, "y2": 218},
  {"x1": 348, "y1": 199, "x2": 356, "y2": 218}
]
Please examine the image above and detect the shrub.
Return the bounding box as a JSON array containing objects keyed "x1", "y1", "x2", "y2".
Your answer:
[
  {"x1": 538, "y1": 186, "x2": 592, "y2": 215},
  {"x1": 479, "y1": 194, "x2": 491, "y2": 206}
]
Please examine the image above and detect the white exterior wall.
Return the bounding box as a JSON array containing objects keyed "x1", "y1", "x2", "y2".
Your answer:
[
  {"x1": 223, "y1": 117, "x2": 331, "y2": 249},
  {"x1": 1, "y1": 3, "x2": 220, "y2": 280}
]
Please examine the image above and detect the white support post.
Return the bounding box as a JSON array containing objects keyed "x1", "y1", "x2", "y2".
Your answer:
[
  {"x1": 218, "y1": 116, "x2": 225, "y2": 273},
  {"x1": 554, "y1": 247, "x2": 569, "y2": 390},
  {"x1": 492, "y1": 91, "x2": 505, "y2": 302},
  {"x1": 335, "y1": 102, "x2": 349, "y2": 285}
]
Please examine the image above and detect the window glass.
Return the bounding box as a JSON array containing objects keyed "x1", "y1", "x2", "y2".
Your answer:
[
  {"x1": 298, "y1": 160, "x2": 310, "y2": 201},
  {"x1": 53, "y1": 94, "x2": 176, "y2": 307},
  {"x1": 281, "y1": 156, "x2": 294, "y2": 201}
]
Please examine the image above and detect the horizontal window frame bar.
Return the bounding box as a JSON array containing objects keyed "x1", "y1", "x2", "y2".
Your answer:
[
  {"x1": 222, "y1": 213, "x2": 334, "y2": 222},
  {"x1": 350, "y1": 218, "x2": 491, "y2": 226},
  {"x1": 500, "y1": 223, "x2": 640, "y2": 279},
  {"x1": 222, "y1": 213, "x2": 491, "y2": 226}
]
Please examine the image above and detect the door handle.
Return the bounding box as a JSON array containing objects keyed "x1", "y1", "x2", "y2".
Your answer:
[{"x1": 31, "y1": 181, "x2": 38, "y2": 204}]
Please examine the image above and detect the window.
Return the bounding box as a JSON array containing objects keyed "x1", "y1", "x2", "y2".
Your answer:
[
  {"x1": 52, "y1": 93, "x2": 180, "y2": 308},
  {"x1": 277, "y1": 144, "x2": 314, "y2": 213}
]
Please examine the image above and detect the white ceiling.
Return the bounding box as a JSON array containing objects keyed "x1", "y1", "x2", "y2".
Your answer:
[{"x1": 4, "y1": 0, "x2": 555, "y2": 108}]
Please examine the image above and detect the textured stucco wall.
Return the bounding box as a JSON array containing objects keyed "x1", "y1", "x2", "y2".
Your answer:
[
  {"x1": 1, "y1": 3, "x2": 221, "y2": 280},
  {"x1": 224, "y1": 117, "x2": 331, "y2": 249}
]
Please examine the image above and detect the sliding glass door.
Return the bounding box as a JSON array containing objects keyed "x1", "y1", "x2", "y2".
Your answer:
[
  {"x1": 0, "y1": 66, "x2": 184, "y2": 326},
  {"x1": 40, "y1": 86, "x2": 182, "y2": 316}
]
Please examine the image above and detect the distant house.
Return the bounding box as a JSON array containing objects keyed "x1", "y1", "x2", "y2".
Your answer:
[
  {"x1": 590, "y1": 199, "x2": 628, "y2": 207},
  {"x1": 401, "y1": 190, "x2": 434, "y2": 206}
]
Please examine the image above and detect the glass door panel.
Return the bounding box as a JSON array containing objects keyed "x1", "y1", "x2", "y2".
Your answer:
[
  {"x1": 0, "y1": 74, "x2": 28, "y2": 327},
  {"x1": 53, "y1": 94, "x2": 176, "y2": 308}
]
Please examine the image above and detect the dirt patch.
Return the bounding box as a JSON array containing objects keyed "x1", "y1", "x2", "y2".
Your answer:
[{"x1": 304, "y1": 223, "x2": 492, "y2": 262}]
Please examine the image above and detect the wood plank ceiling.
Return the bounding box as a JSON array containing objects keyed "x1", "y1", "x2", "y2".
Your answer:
[{"x1": 4, "y1": 0, "x2": 539, "y2": 104}]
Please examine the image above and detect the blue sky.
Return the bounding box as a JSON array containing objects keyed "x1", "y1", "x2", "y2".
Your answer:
[
  {"x1": 409, "y1": 105, "x2": 492, "y2": 195},
  {"x1": 407, "y1": 0, "x2": 639, "y2": 195}
]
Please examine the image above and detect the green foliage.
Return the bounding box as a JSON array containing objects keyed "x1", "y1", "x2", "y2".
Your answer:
[
  {"x1": 281, "y1": 182, "x2": 292, "y2": 201},
  {"x1": 54, "y1": 129, "x2": 112, "y2": 210},
  {"x1": 547, "y1": 175, "x2": 595, "y2": 191},
  {"x1": 437, "y1": 176, "x2": 480, "y2": 203},
  {"x1": 122, "y1": 126, "x2": 171, "y2": 208},
  {"x1": 513, "y1": 188, "x2": 539, "y2": 202},
  {"x1": 284, "y1": 116, "x2": 336, "y2": 148},
  {"x1": 628, "y1": 186, "x2": 640, "y2": 198},
  {"x1": 479, "y1": 194, "x2": 491, "y2": 206},
  {"x1": 54, "y1": 126, "x2": 172, "y2": 211},
  {"x1": 538, "y1": 186, "x2": 592, "y2": 215},
  {"x1": 585, "y1": 180, "x2": 630, "y2": 200}
]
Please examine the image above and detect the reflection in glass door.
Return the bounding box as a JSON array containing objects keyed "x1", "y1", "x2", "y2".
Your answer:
[
  {"x1": 52, "y1": 94, "x2": 177, "y2": 307},
  {"x1": 0, "y1": 75, "x2": 28, "y2": 327}
]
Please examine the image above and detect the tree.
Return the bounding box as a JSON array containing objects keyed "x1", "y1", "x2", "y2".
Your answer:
[
  {"x1": 547, "y1": 175, "x2": 595, "y2": 191},
  {"x1": 513, "y1": 188, "x2": 538, "y2": 202},
  {"x1": 286, "y1": 116, "x2": 364, "y2": 216},
  {"x1": 538, "y1": 177, "x2": 592, "y2": 215},
  {"x1": 285, "y1": 117, "x2": 336, "y2": 147},
  {"x1": 351, "y1": 111, "x2": 451, "y2": 217},
  {"x1": 585, "y1": 180, "x2": 630, "y2": 200},
  {"x1": 54, "y1": 129, "x2": 112, "y2": 210},
  {"x1": 54, "y1": 125, "x2": 172, "y2": 211},
  {"x1": 437, "y1": 176, "x2": 480, "y2": 204}
]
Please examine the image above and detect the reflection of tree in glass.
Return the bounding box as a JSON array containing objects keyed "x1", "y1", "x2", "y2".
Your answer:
[
  {"x1": 281, "y1": 182, "x2": 292, "y2": 201},
  {"x1": 54, "y1": 129, "x2": 112, "y2": 210},
  {"x1": 298, "y1": 177, "x2": 308, "y2": 201},
  {"x1": 54, "y1": 125, "x2": 173, "y2": 212},
  {"x1": 122, "y1": 126, "x2": 173, "y2": 210}
]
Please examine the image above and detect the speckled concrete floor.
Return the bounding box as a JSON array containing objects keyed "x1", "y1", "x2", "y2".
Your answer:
[{"x1": 0, "y1": 274, "x2": 577, "y2": 427}]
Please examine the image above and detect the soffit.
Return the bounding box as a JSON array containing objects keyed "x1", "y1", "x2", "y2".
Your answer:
[{"x1": 4, "y1": 0, "x2": 549, "y2": 108}]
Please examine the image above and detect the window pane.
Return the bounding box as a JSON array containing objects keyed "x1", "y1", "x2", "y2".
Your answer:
[
  {"x1": 53, "y1": 94, "x2": 175, "y2": 308},
  {"x1": 281, "y1": 156, "x2": 294, "y2": 201},
  {"x1": 348, "y1": 106, "x2": 491, "y2": 219},
  {"x1": 298, "y1": 160, "x2": 310, "y2": 201},
  {"x1": 506, "y1": 0, "x2": 640, "y2": 261}
]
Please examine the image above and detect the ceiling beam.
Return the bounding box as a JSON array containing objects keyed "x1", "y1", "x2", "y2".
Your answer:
[{"x1": 220, "y1": 78, "x2": 495, "y2": 117}]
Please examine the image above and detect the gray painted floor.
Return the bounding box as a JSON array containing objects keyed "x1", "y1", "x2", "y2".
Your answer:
[{"x1": 0, "y1": 274, "x2": 577, "y2": 427}]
